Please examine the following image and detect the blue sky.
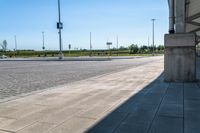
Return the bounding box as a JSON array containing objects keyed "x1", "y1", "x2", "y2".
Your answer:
[{"x1": 0, "y1": 0, "x2": 168, "y2": 50}]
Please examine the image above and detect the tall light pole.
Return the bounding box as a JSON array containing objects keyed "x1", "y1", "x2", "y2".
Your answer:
[
  {"x1": 42, "y1": 32, "x2": 45, "y2": 51},
  {"x1": 116, "y1": 35, "x2": 119, "y2": 56},
  {"x1": 152, "y1": 19, "x2": 156, "y2": 55},
  {"x1": 57, "y1": 0, "x2": 64, "y2": 59},
  {"x1": 14, "y1": 35, "x2": 17, "y2": 51},
  {"x1": 90, "y1": 32, "x2": 92, "y2": 56},
  {"x1": 14, "y1": 35, "x2": 17, "y2": 57},
  {"x1": 148, "y1": 36, "x2": 150, "y2": 53}
]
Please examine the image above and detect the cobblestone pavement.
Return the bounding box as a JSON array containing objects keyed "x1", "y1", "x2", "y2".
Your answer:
[{"x1": 0, "y1": 56, "x2": 162, "y2": 101}]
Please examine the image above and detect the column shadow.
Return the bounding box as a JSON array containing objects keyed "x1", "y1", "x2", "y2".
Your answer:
[{"x1": 85, "y1": 73, "x2": 168, "y2": 133}]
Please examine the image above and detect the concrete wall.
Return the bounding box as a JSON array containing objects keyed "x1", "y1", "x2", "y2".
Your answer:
[{"x1": 164, "y1": 33, "x2": 196, "y2": 82}]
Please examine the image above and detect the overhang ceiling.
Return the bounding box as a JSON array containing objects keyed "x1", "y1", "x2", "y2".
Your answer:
[{"x1": 186, "y1": 0, "x2": 200, "y2": 38}]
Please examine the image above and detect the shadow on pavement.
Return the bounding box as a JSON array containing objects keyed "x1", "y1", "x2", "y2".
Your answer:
[{"x1": 85, "y1": 73, "x2": 170, "y2": 133}]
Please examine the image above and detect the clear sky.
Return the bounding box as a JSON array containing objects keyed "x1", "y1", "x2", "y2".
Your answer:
[{"x1": 0, "y1": 0, "x2": 168, "y2": 51}]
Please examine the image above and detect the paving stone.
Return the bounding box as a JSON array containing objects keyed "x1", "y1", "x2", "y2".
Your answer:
[
  {"x1": 184, "y1": 99, "x2": 200, "y2": 111},
  {"x1": 0, "y1": 131, "x2": 13, "y2": 133},
  {"x1": 184, "y1": 110, "x2": 200, "y2": 129},
  {"x1": 86, "y1": 112, "x2": 129, "y2": 133},
  {"x1": 184, "y1": 127, "x2": 200, "y2": 133},
  {"x1": 39, "y1": 107, "x2": 83, "y2": 124},
  {"x1": 0, "y1": 107, "x2": 18, "y2": 117},
  {"x1": 148, "y1": 116, "x2": 183, "y2": 133},
  {"x1": 3, "y1": 105, "x2": 45, "y2": 119},
  {"x1": 47, "y1": 117, "x2": 95, "y2": 133},
  {"x1": 0, "y1": 113, "x2": 44, "y2": 132},
  {"x1": 184, "y1": 83, "x2": 200, "y2": 101},
  {"x1": 158, "y1": 103, "x2": 183, "y2": 118},
  {"x1": 17, "y1": 122, "x2": 56, "y2": 133},
  {"x1": 0, "y1": 117, "x2": 16, "y2": 129},
  {"x1": 120, "y1": 111, "x2": 154, "y2": 125},
  {"x1": 114, "y1": 122, "x2": 149, "y2": 133},
  {"x1": 115, "y1": 93, "x2": 144, "y2": 113},
  {"x1": 77, "y1": 102, "x2": 114, "y2": 119},
  {"x1": 162, "y1": 83, "x2": 183, "y2": 105}
]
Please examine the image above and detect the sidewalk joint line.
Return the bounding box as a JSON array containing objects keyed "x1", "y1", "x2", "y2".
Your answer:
[
  {"x1": 183, "y1": 83, "x2": 185, "y2": 133},
  {"x1": 146, "y1": 83, "x2": 170, "y2": 133},
  {"x1": 0, "y1": 129, "x2": 15, "y2": 133}
]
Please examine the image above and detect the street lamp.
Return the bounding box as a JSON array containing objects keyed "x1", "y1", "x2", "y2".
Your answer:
[
  {"x1": 42, "y1": 32, "x2": 45, "y2": 51},
  {"x1": 90, "y1": 32, "x2": 92, "y2": 56},
  {"x1": 57, "y1": 0, "x2": 64, "y2": 59},
  {"x1": 151, "y1": 19, "x2": 156, "y2": 56},
  {"x1": 14, "y1": 35, "x2": 17, "y2": 57},
  {"x1": 116, "y1": 35, "x2": 119, "y2": 56},
  {"x1": 106, "y1": 42, "x2": 112, "y2": 58},
  {"x1": 148, "y1": 36, "x2": 150, "y2": 54},
  {"x1": 14, "y1": 35, "x2": 17, "y2": 51}
]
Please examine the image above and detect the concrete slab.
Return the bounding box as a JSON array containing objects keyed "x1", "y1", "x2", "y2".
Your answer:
[
  {"x1": 47, "y1": 117, "x2": 95, "y2": 133},
  {"x1": 86, "y1": 112, "x2": 129, "y2": 133},
  {"x1": 0, "y1": 131, "x2": 13, "y2": 133},
  {"x1": 148, "y1": 116, "x2": 183, "y2": 133},
  {"x1": 0, "y1": 113, "x2": 44, "y2": 132},
  {"x1": 114, "y1": 122, "x2": 149, "y2": 133},
  {"x1": 17, "y1": 122, "x2": 56, "y2": 133}
]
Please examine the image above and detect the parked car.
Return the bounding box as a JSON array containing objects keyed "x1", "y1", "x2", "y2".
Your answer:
[{"x1": 0, "y1": 55, "x2": 8, "y2": 59}]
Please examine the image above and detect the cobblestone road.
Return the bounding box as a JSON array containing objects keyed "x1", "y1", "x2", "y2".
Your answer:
[{"x1": 0, "y1": 56, "x2": 162, "y2": 100}]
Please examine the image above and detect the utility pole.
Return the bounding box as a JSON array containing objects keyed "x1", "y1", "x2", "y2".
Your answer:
[
  {"x1": 152, "y1": 19, "x2": 156, "y2": 56},
  {"x1": 57, "y1": 0, "x2": 64, "y2": 59}
]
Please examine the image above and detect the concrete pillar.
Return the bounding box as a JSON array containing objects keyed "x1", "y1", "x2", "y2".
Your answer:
[
  {"x1": 164, "y1": 0, "x2": 197, "y2": 82},
  {"x1": 164, "y1": 33, "x2": 196, "y2": 82},
  {"x1": 175, "y1": 0, "x2": 186, "y2": 33}
]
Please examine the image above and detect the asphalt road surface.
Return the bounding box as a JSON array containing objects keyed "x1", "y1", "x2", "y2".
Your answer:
[{"x1": 0, "y1": 56, "x2": 163, "y2": 101}]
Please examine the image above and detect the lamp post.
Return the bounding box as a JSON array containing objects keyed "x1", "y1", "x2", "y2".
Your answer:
[
  {"x1": 57, "y1": 0, "x2": 64, "y2": 59},
  {"x1": 116, "y1": 35, "x2": 119, "y2": 56},
  {"x1": 68, "y1": 44, "x2": 71, "y2": 56},
  {"x1": 106, "y1": 42, "x2": 112, "y2": 58},
  {"x1": 14, "y1": 35, "x2": 17, "y2": 51},
  {"x1": 148, "y1": 36, "x2": 150, "y2": 54},
  {"x1": 42, "y1": 32, "x2": 45, "y2": 51},
  {"x1": 90, "y1": 32, "x2": 92, "y2": 56},
  {"x1": 14, "y1": 35, "x2": 17, "y2": 57},
  {"x1": 151, "y1": 19, "x2": 156, "y2": 56}
]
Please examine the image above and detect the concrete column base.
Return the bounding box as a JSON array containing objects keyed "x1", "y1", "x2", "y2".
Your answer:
[{"x1": 164, "y1": 33, "x2": 196, "y2": 82}]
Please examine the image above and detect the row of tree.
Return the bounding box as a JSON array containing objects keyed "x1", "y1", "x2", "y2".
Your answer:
[
  {"x1": 118, "y1": 44, "x2": 164, "y2": 54},
  {"x1": 0, "y1": 40, "x2": 164, "y2": 55}
]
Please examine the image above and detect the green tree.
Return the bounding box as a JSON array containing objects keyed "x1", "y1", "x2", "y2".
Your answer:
[
  {"x1": 129, "y1": 44, "x2": 139, "y2": 54},
  {"x1": 157, "y1": 45, "x2": 164, "y2": 51}
]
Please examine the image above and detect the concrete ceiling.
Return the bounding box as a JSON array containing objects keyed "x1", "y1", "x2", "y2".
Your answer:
[{"x1": 186, "y1": 0, "x2": 200, "y2": 37}]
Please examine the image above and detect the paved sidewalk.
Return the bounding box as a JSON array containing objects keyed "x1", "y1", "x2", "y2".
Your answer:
[{"x1": 0, "y1": 56, "x2": 199, "y2": 133}]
